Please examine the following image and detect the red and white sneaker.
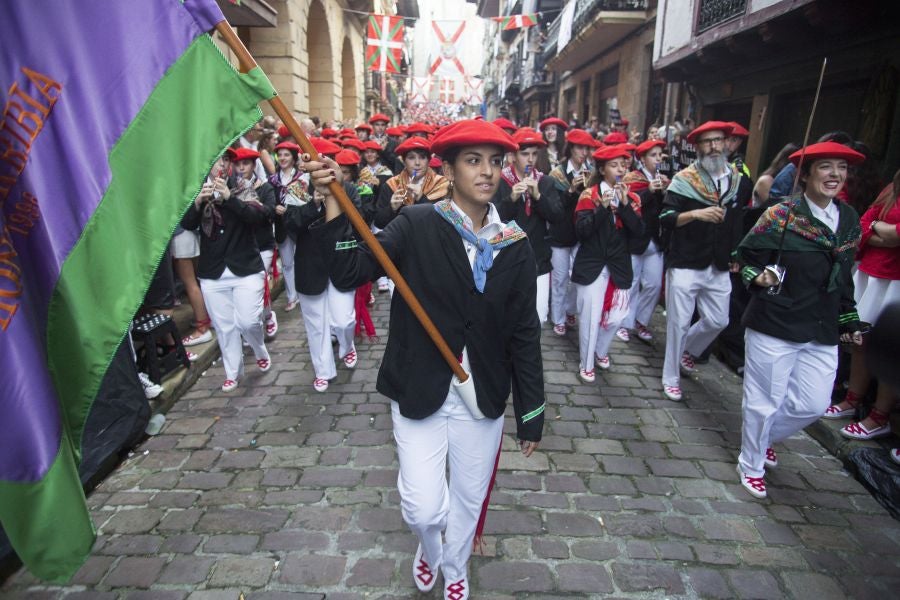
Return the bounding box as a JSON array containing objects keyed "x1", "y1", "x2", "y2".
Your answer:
[
  {"x1": 764, "y1": 447, "x2": 778, "y2": 468},
  {"x1": 841, "y1": 420, "x2": 891, "y2": 440},
  {"x1": 412, "y1": 544, "x2": 437, "y2": 592},
  {"x1": 615, "y1": 327, "x2": 630, "y2": 342},
  {"x1": 595, "y1": 355, "x2": 611, "y2": 370},
  {"x1": 566, "y1": 313, "x2": 577, "y2": 328},
  {"x1": 257, "y1": 357, "x2": 271, "y2": 372},
  {"x1": 663, "y1": 385, "x2": 682, "y2": 401},
  {"x1": 679, "y1": 351, "x2": 696, "y2": 374},
  {"x1": 265, "y1": 312, "x2": 278, "y2": 338},
  {"x1": 445, "y1": 577, "x2": 468, "y2": 600},
  {"x1": 822, "y1": 403, "x2": 855, "y2": 419},
  {"x1": 221, "y1": 379, "x2": 238, "y2": 392},
  {"x1": 342, "y1": 347, "x2": 358, "y2": 369},
  {"x1": 313, "y1": 377, "x2": 329, "y2": 393},
  {"x1": 553, "y1": 323, "x2": 566, "y2": 336},
  {"x1": 737, "y1": 464, "x2": 767, "y2": 498},
  {"x1": 367, "y1": 292, "x2": 375, "y2": 307},
  {"x1": 636, "y1": 324, "x2": 653, "y2": 342},
  {"x1": 186, "y1": 350, "x2": 199, "y2": 362},
  {"x1": 578, "y1": 368, "x2": 595, "y2": 384},
  {"x1": 284, "y1": 299, "x2": 299, "y2": 312}
]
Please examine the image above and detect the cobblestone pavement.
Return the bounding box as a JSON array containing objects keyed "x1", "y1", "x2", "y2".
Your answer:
[{"x1": 4, "y1": 293, "x2": 900, "y2": 599}]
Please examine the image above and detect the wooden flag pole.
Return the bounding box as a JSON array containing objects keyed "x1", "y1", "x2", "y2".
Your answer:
[{"x1": 214, "y1": 22, "x2": 468, "y2": 382}]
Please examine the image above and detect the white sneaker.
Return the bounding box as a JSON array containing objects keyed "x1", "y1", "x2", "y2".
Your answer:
[
  {"x1": 182, "y1": 329, "x2": 212, "y2": 347},
  {"x1": 679, "y1": 351, "x2": 696, "y2": 374},
  {"x1": 445, "y1": 577, "x2": 469, "y2": 600},
  {"x1": 265, "y1": 312, "x2": 278, "y2": 338},
  {"x1": 595, "y1": 355, "x2": 611, "y2": 370},
  {"x1": 138, "y1": 372, "x2": 163, "y2": 399},
  {"x1": 412, "y1": 544, "x2": 437, "y2": 592},
  {"x1": 615, "y1": 327, "x2": 630, "y2": 342},
  {"x1": 313, "y1": 377, "x2": 329, "y2": 392}
]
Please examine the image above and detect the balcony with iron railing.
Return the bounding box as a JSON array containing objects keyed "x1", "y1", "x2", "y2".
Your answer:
[
  {"x1": 542, "y1": 0, "x2": 649, "y2": 71},
  {"x1": 696, "y1": 0, "x2": 747, "y2": 33},
  {"x1": 502, "y1": 50, "x2": 523, "y2": 98}
]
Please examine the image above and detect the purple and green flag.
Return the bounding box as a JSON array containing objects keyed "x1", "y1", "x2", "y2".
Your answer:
[{"x1": 0, "y1": 0, "x2": 275, "y2": 582}]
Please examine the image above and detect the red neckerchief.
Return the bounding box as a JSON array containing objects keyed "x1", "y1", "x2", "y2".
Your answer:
[{"x1": 501, "y1": 165, "x2": 543, "y2": 216}]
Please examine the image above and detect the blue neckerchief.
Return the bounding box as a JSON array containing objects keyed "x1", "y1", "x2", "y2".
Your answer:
[{"x1": 433, "y1": 200, "x2": 526, "y2": 293}]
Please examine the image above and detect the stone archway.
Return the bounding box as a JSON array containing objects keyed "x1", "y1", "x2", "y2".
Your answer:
[
  {"x1": 307, "y1": 0, "x2": 334, "y2": 122},
  {"x1": 341, "y1": 37, "x2": 358, "y2": 122}
]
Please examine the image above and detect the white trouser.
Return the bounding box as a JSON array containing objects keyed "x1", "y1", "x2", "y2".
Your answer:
[
  {"x1": 662, "y1": 266, "x2": 731, "y2": 386},
  {"x1": 575, "y1": 268, "x2": 611, "y2": 372},
  {"x1": 392, "y1": 393, "x2": 504, "y2": 583},
  {"x1": 550, "y1": 245, "x2": 577, "y2": 326},
  {"x1": 622, "y1": 242, "x2": 663, "y2": 329},
  {"x1": 260, "y1": 249, "x2": 274, "y2": 319},
  {"x1": 739, "y1": 329, "x2": 836, "y2": 477},
  {"x1": 277, "y1": 237, "x2": 298, "y2": 303},
  {"x1": 536, "y1": 272, "x2": 550, "y2": 324},
  {"x1": 298, "y1": 281, "x2": 356, "y2": 380},
  {"x1": 200, "y1": 268, "x2": 269, "y2": 381}
]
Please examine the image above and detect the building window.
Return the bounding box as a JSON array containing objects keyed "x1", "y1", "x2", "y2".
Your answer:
[{"x1": 696, "y1": 0, "x2": 747, "y2": 34}]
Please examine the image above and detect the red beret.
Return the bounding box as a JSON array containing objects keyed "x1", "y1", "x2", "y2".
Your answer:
[
  {"x1": 369, "y1": 113, "x2": 390, "y2": 124},
  {"x1": 539, "y1": 117, "x2": 568, "y2": 131},
  {"x1": 335, "y1": 149, "x2": 362, "y2": 166},
  {"x1": 355, "y1": 123, "x2": 373, "y2": 133},
  {"x1": 431, "y1": 119, "x2": 518, "y2": 156},
  {"x1": 395, "y1": 136, "x2": 432, "y2": 156},
  {"x1": 309, "y1": 136, "x2": 341, "y2": 156},
  {"x1": 726, "y1": 122, "x2": 750, "y2": 137},
  {"x1": 277, "y1": 125, "x2": 291, "y2": 139},
  {"x1": 339, "y1": 128, "x2": 354, "y2": 136},
  {"x1": 592, "y1": 145, "x2": 632, "y2": 162},
  {"x1": 224, "y1": 147, "x2": 238, "y2": 159},
  {"x1": 363, "y1": 140, "x2": 383, "y2": 151},
  {"x1": 474, "y1": 115, "x2": 485, "y2": 121},
  {"x1": 320, "y1": 127, "x2": 338, "y2": 138},
  {"x1": 635, "y1": 139, "x2": 666, "y2": 156},
  {"x1": 603, "y1": 132, "x2": 629, "y2": 145},
  {"x1": 686, "y1": 121, "x2": 733, "y2": 144},
  {"x1": 342, "y1": 138, "x2": 366, "y2": 151},
  {"x1": 274, "y1": 141, "x2": 301, "y2": 153},
  {"x1": 429, "y1": 155, "x2": 443, "y2": 168},
  {"x1": 405, "y1": 122, "x2": 431, "y2": 134},
  {"x1": 386, "y1": 126, "x2": 403, "y2": 137},
  {"x1": 565, "y1": 128, "x2": 599, "y2": 148},
  {"x1": 789, "y1": 141, "x2": 866, "y2": 167},
  {"x1": 492, "y1": 117, "x2": 517, "y2": 132},
  {"x1": 620, "y1": 118, "x2": 630, "y2": 127},
  {"x1": 232, "y1": 147, "x2": 260, "y2": 162},
  {"x1": 512, "y1": 127, "x2": 547, "y2": 148}
]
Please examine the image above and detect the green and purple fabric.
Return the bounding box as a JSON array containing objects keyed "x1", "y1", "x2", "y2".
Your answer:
[{"x1": 0, "y1": 0, "x2": 274, "y2": 581}]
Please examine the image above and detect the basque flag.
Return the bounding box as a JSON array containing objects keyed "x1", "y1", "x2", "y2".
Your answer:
[
  {"x1": 366, "y1": 14, "x2": 405, "y2": 73},
  {"x1": 491, "y1": 13, "x2": 539, "y2": 31}
]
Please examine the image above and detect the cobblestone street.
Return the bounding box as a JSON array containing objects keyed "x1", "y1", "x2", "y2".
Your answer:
[{"x1": 3, "y1": 293, "x2": 900, "y2": 599}]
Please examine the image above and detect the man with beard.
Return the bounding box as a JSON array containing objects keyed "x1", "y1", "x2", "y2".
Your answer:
[{"x1": 658, "y1": 122, "x2": 752, "y2": 401}]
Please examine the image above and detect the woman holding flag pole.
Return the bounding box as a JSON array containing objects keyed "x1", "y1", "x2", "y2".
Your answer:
[{"x1": 308, "y1": 120, "x2": 545, "y2": 600}]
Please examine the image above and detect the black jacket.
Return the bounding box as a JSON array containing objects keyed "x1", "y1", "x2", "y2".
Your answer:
[
  {"x1": 570, "y1": 192, "x2": 642, "y2": 288},
  {"x1": 283, "y1": 182, "x2": 361, "y2": 295},
  {"x1": 181, "y1": 192, "x2": 266, "y2": 279},
  {"x1": 546, "y1": 167, "x2": 583, "y2": 247},
  {"x1": 250, "y1": 181, "x2": 277, "y2": 252},
  {"x1": 313, "y1": 204, "x2": 546, "y2": 441},
  {"x1": 659, "y1": 175, "x2": 752, "y2": 271},
  {"x1": 630, "y1": 185, "x2": 664, "y2": 254},
  {"x1": 492, "y1": 176, "x2": 565, "y2": 275},
  {"x1": 738, "y1": 197, "x2": 861, "y2": 345}
]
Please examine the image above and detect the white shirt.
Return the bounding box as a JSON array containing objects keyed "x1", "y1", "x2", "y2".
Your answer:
[
  {"x1": 712, "y1": 171, "x2": 731, "y2": 197},
  {"x1": 450, "y1": 200, "x2": 503, "y2": 269},
  {"x1": 805, "y1": 196, "x2": 840, "y2": 233}
]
